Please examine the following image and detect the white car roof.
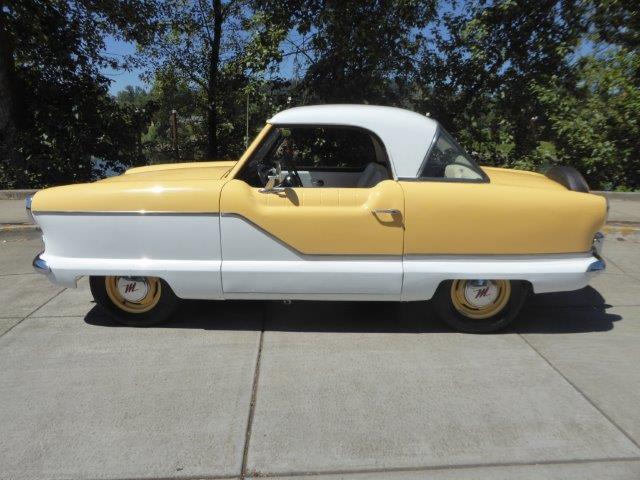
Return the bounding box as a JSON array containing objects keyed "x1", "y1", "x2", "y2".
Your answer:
[{"x1": 268, "y1": 105, "x2": 438, "y2": 178}]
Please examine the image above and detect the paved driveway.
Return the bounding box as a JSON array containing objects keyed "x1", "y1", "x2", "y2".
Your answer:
[{"x1": 1, "y1": 230, "x2": 639, "y2": 479}]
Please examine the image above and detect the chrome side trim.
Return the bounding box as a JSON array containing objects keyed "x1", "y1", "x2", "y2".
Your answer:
[
  {"x1": 31, "y1": 211, "x2": 219, "y2": 216},
  {"x1": 404, "y1": 252, "x2": 593, "y2": 260},
  {"x1": 33, "y1": 252, "x2": 51, "y2": 274}
]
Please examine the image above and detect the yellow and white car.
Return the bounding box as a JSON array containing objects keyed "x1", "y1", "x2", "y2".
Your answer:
[{"x1": 27, "y1": 105, "x2": 607, "y2": 332}]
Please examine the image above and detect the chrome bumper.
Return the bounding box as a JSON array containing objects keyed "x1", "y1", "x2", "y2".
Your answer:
[
  {"x1": 587, "y1": 257, "x2": 606, "y2": 272},
  {"x1": 25, "y1": 194, "x2": 35, "y2": 224},
  {"x1": 593, "y1": 231, "x2": 604, "y2": 257},
  {"x1": 587, "y1": 232, "x2": 606, "y2": 273},
  {"x1": 33, "y1": 252, "x2": 51, "y2": 274}
]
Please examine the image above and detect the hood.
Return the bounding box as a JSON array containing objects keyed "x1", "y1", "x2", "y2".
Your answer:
[
  {"x1": 99, "y1": 161, "x2": 237, "y2": 183},
  {"x1": 481, "y1": 166, "x2": 567, "y2": 191}
]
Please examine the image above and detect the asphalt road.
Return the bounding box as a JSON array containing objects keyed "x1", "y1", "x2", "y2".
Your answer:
[{"x1": 1, "y1": 229, "x2": 639, "y2": 479}]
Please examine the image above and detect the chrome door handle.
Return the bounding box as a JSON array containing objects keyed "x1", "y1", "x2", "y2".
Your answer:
[{"x1": 372, "y1": 208, "x2": 400, "y2": 215}]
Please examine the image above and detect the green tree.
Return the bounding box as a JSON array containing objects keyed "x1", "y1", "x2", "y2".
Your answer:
[
  {"x1": 418, "y1": 0, "x2": 587, "y2": 161},
  {"x1": 253, "y1": 0, "x2": 437, "y2": 105},
  {"x1": 117, "y1": 72, "x2": 205, "y2": 163},
  {"x1": 591, "y1": 0, "x2": 640, "y2": 51},
  {"x1": 116, "y1": 72, "x2": 291, "y2": 164},
  {"x1": 532, "y1": 52, "x2": 640, "y2": 190},
  {"x1": 0, "y1": 0, "x2": 159, "y2": 188},
  {"x1": 141, "y1": 0, "x2": 265, "y2": 158}
]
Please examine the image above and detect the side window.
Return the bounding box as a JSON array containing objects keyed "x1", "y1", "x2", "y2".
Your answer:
[
  {"x1": 237, "y1": 125, "x2": 391, "y2": 188},
  {"x1": 279, "y1": 127, "x2": 378, "y2": 171},
  {"x1": 419, "y1": 129, "x2": 485, "y2": 181}
]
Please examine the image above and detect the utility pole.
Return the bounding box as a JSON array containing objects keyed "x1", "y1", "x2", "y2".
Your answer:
[
  {"x1": 170, "y1": 109, "x2": 179, "y2": 160},
  {"x1": 245, "y1": 92, "x2": 249, "y2": 148}
]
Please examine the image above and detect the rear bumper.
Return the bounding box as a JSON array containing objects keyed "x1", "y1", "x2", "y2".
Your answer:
[
  {"x1": 592, "y1": 231, "x2": 605, "y2": 257},
  {"x1": 587, "y1": 256, "x2": 606, "y2": 273},
  {"x1": 587, "y1": 232, "x2": 606, "y2": 273}
]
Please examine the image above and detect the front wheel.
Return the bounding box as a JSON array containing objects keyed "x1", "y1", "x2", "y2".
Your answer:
[
  {"x1": 433, "y1": 279, "x2": 529, "y2": 333},
  {"x1": 90, "y1": 276, "x2": 179, "y2": 327}
]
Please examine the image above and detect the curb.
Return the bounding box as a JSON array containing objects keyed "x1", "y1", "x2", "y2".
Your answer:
[
  {"x1": 603, "y1": 223, "x2": 640, "y2": 237},
  {"x1": 0, "y1": 189, "x2": 38, "y2": 200},
  {"x1": 593, "y1": 191, "x2": 640, "y2": 201},
  {"x1": 0, "y1": 224, "x2": 41, "y2": 241}
]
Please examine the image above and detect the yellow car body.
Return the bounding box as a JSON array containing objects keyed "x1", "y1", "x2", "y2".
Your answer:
[{"x1": 28, "y1": 105, "x2": 606, "y2": 331}]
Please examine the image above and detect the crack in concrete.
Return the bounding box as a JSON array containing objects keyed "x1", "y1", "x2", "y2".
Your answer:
[
  {"x1": 79, "y1": 456, "x2": 640, "y2": 480},
  {"x1": 0, "y1": 287, "x2": 67, "y2": 340},
  {"x1": 240, "y1": 307, "x2": 266, "y2": 480},
  {"x1": 518, "y1": 333, "x2": 640, "y2": 453},
  {"x1": 247, "y1": 456, "x2": 640, "y2": 479}
]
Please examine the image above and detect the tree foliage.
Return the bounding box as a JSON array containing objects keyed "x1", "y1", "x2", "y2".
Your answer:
[
  {"x1": 254, "y1": 0, "x2": 438, "y2": 104},
  {"x1": 1, "y1": 0, "x2": 639, "y2": 190},
  {"x1": 0, "y1": 0, "x2": 160, "y2": 187},
  {"x1": 139, "y1": 0, "x2": 289, "y2": 158},
  {"x1": 413, "y1": 0, "x2": 639, "y2": 189},
  {"x1": 533, "y1": 51, "x2": 640, "y2": 190},
  {"x1": 419, "y1": 1, "x2": 585, "y2": 159}
]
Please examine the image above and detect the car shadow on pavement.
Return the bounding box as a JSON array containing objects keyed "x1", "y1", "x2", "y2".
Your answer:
[
  {"x1": 513, "y1": 286, "x2": 622, "y2": 334},
  {"x1": 84, "y1": 286, "x2": 622, "y2": 335}
]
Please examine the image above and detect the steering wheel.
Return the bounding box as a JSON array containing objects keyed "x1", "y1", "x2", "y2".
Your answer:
[
  {"x1": 280, "y1": 151, "x2": 303, "y2": 187},
  {"x1": 256, "y1": 161, "x2": 275, "y2": 187}
]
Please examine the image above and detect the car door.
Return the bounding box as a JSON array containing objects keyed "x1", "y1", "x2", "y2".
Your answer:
[{"x1": 218, "y1": 126, "x2": 405, "y2": 300}]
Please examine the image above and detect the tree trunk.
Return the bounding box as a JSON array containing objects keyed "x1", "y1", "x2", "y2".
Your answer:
[
  {"x1": 0, "y1": 49, "x2": 17, "y2": 157},
  {"x1": 206, "y1": 0, "x2": 222, "y2": 159},
  {"x1": 0, "y1": 1, "x2": 19, "y2": 186}
]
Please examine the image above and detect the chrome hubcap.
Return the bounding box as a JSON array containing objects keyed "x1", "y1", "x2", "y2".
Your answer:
[
  {"x1": 463, "y1": 280, "x2": 500, "y2": 308},
  {"x1": 116, "y1": 277, "x2": 149, "y2": 303}
]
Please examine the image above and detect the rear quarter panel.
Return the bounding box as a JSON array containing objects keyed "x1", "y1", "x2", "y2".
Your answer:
[{"x1": 400, "y1": 181, "x2": 607, "y2": 255}]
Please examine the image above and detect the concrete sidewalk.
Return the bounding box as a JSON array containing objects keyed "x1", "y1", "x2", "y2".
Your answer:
[{"x1": 1, "y1": 213, "x2": 640, "y2": 478}]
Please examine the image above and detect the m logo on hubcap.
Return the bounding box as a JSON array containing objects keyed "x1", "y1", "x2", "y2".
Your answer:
[
  {"x1": 116, "y1": 277, "x2": 149, "y2": 303},
  {"x1": 475, "y1": 287, "x2": 490, "y2": 299},
  {"x1": 464, "y1": 281, "x2": 499, "y2": 308}
]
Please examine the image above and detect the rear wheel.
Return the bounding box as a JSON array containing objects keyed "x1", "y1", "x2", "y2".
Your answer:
[
  {"x1": 433, "y1": 279, "x2": 529, "y2": 333},
  {"x1": 90, "y1": 276, "x2": 179, "y2": 327}
]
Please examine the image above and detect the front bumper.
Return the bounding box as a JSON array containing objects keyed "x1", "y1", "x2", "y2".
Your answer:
[
  {"x1": 25, "y1": 194, "x2": 35, "y2": 224},
  {"x1": 33, "y1": 252, "x2": 51, "y2": 274},
  {"x1": 27, "y1": 197, "x2": 50, "y2": 276}
]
